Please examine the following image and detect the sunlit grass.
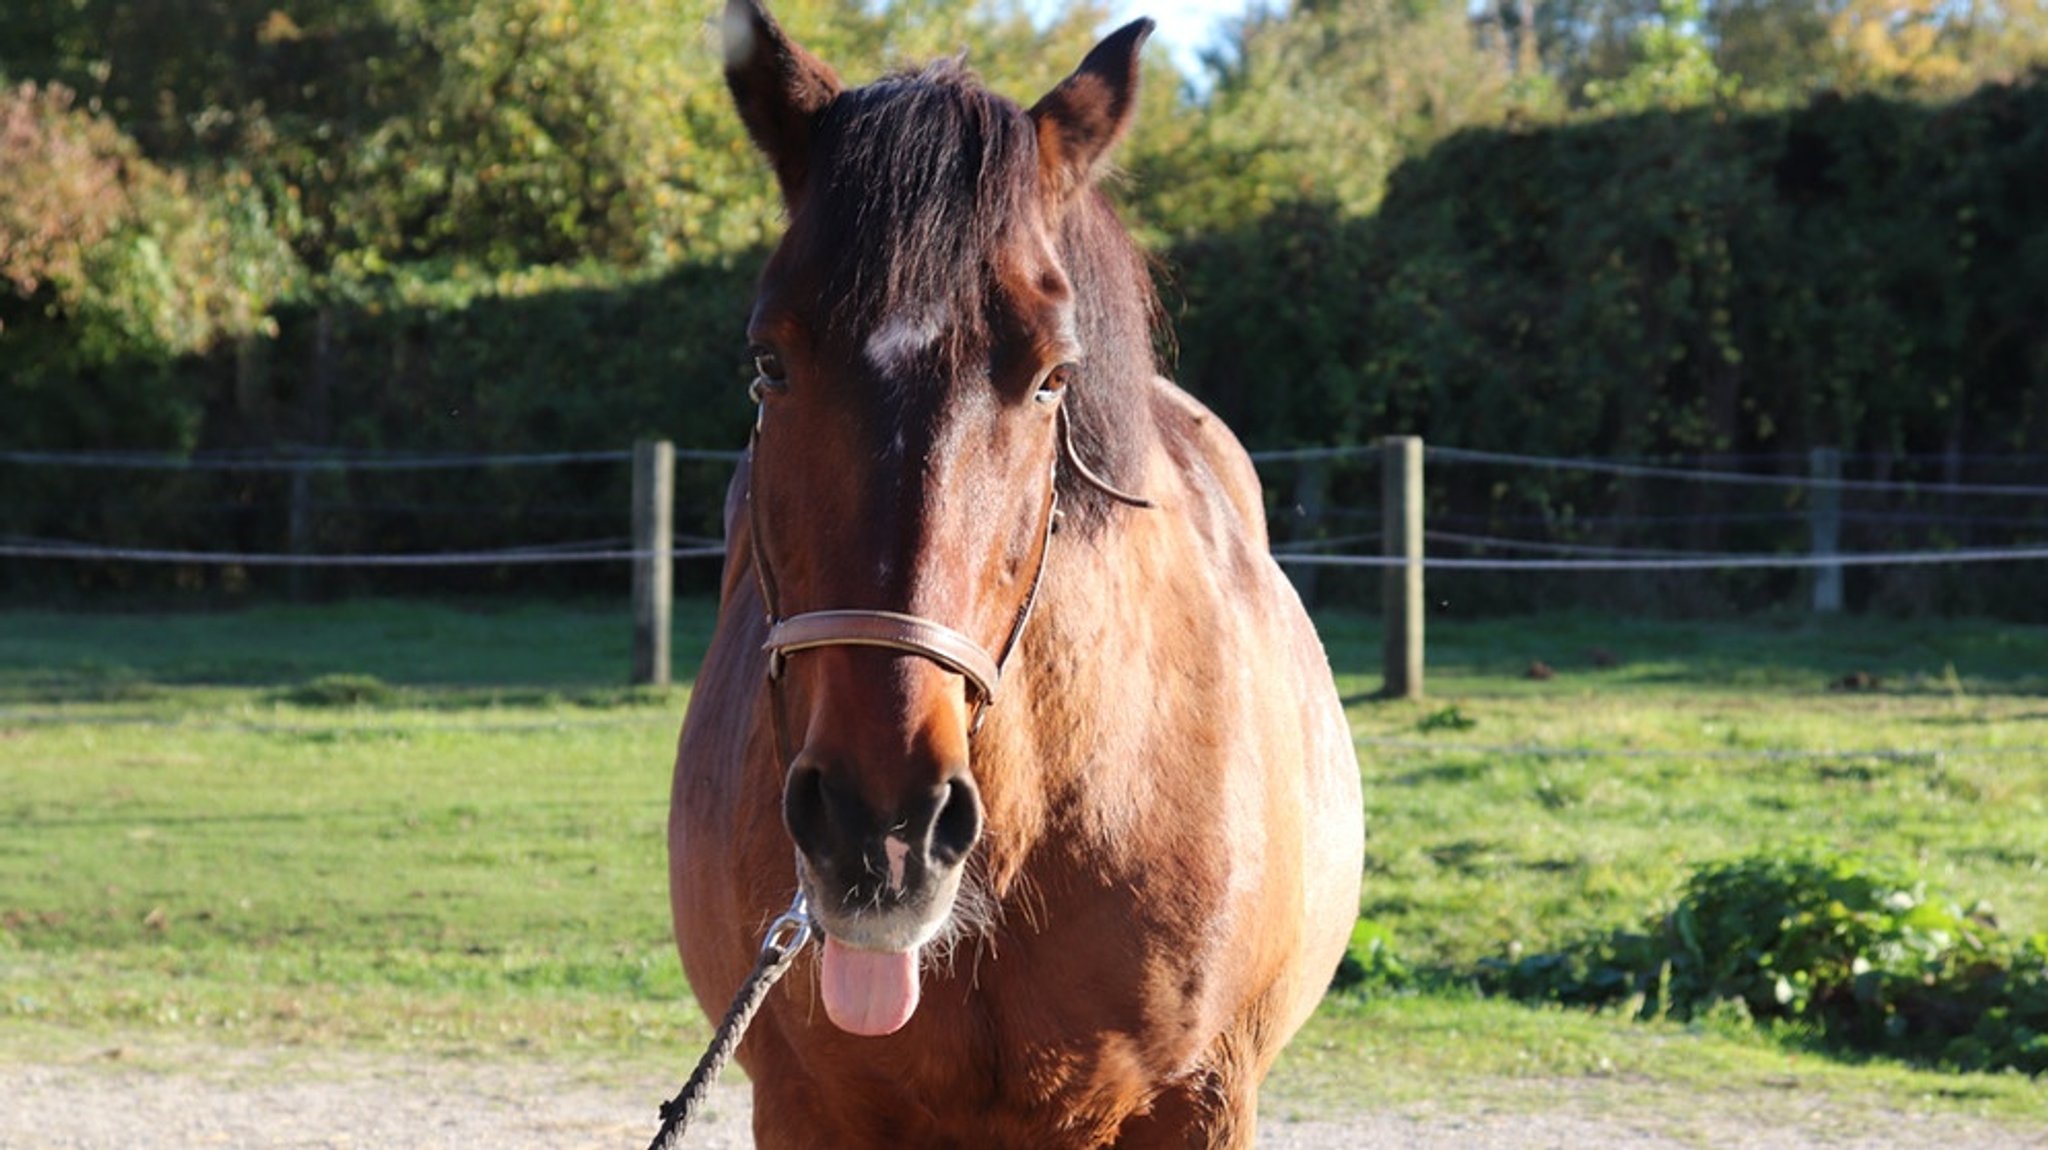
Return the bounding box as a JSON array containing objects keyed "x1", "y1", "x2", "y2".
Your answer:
[
  {"x1": 2, "y1": 599, "x2": 2044, "y2": 1125},
  {"x1": 1312, "y1": 608, "x2": 2048, "y2": 975}
]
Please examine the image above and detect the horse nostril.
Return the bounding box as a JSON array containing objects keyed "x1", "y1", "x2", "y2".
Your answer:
[
  {"x1": 782, "y1": 763, "x2": 831, "y2": 856},
  {"x1": 928, "y1": 776, "x2": 983, "y2": 867},
  {"x1": 787, "y1": 762, "x2": 982, "y2": 880}
]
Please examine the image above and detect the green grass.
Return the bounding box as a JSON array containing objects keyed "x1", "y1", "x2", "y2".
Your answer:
[
  {"x1": 1308, "y1": 608, "x2": 2048, "y2": 977},
  {"x1": 0, "y1": 599, "x2": 709, "y2": 1055},
  {"x1": 2, "y1": 600, "x2": 2045, "y2": 1123}
]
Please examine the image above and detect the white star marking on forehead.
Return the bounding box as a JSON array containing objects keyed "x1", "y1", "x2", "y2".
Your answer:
[{"x1": 864, "y1": 312, "x2": 947, "y2": 376}]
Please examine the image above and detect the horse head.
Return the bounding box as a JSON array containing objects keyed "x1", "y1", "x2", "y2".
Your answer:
[{"x1": 721, "y1": 0, "x2": 1155, "y2": 1035}]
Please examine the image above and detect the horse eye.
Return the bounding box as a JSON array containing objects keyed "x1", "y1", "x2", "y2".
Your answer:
[
  {"x1": 1034, "y1": 363, "x2": 1075, "y2": 406},
  {"x1": 751, "y1": 347, "x2": 787, "y2": 384}
]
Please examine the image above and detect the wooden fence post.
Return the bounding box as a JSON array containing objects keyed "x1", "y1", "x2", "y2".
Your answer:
[
  {"x1": 1381, "y1": 435, "x2": 1424, "y2": 700},
  {"x1": 1809, "y1": 446, "x2": 1843, "y2": 614},
  {"x1": 632, "y1": 440, "x2": 675, "y2": 686}
]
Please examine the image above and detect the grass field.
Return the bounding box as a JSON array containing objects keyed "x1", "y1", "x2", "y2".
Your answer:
[{"x1": 3, "y1": 599, "x2": 2045, "y2": 1124}]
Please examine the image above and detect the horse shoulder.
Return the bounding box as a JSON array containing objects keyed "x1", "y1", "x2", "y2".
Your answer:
[{"x1": 1141, "y1": 373, "x2": 1366, "y2": 1045}]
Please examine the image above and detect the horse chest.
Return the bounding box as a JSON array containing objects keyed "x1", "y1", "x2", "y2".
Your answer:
[
  {"x1": 755, "y1": 906, "x2": 1229, "y2": 1142},
  {"x1": 771, "y1": 1007, "x2": 1208, "y2": 1148}
]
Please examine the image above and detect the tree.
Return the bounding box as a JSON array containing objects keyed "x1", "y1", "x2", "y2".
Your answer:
[
  {"x1": 1584, "y1": 0, "x2": 1738, "y2": 111},
  {"x1": 0, "y1": 1, "x2": 1128, "y2": 275},
  {"x1": 1, "y1": 81, "x2": 297, "y2": 447},
  {"x1": 1706, "y1": 0, "x2": 1834, "y2": 96},
  {"x1": 1127, "y1": 0, "x2": 1514, "y2": 237},
  {"x1": 0, "y1": 81, "x2": 130, "y2": 305}
]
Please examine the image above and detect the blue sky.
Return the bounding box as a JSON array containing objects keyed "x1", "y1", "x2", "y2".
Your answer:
[
  {"x1": 1109, "y1": 0, "x2": 1251, "y2": 54},
  {"x1": 1051, "y1": 0, "x2": 1257, "y2": 77}
]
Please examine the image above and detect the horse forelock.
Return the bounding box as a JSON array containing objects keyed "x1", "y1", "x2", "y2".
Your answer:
[
  {"x1": 790, "y1": 59, "x2": 1160, "y2": 528},
  {"x1": 807, "y1": 60, "x2": 1036, "y2": 352}
]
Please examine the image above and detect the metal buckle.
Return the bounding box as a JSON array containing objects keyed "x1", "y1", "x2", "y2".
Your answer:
[{"x1": 761, "y1": 889, "x2": 814, "y2": 961}]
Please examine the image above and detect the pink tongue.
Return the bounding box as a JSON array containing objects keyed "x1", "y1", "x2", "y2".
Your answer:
[{"x1": 820, "y1": 937, "x2": 921, "y2": 1037}]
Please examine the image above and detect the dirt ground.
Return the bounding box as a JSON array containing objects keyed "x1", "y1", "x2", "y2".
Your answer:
[{"x1": 4, "y1": 1038, "x2": 2045, "y2": 1149}]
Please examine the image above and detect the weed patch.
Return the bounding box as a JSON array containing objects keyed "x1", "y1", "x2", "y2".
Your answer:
[
  {"x1": 1477, "y1": 849, "x2": 2048, "y2": 1075},
  {"x1": 272, "y1": 674, "x2": 398, "y2": 708},
  {"x1": 1417, "y1": 704, "x2": 1478, "y2": 733}
]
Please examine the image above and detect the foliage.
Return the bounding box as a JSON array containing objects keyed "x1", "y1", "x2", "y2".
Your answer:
[
  {"x1": 337, "y1": 1, "x2": 722, "y2": 268},
  {"x1": 0, "y1": 81, "x2": 299, "y2": 451},
  {"x1": 0, "y1": 255, "x2": 770, "y2": 597},
  {"x1": 4, "y1": 3, "x2": 2048, "y2": 616},
  {"x1": 1482, "y1": 848, "x2": 2048, "y2": 1074},
  {"x1": 1165, "y1": 76, "x2": 2048, "y2": 615},
  {"x1": 1128, "y1": 0, "x2": 1514, "y2": 236},
  {"x1": 1580, "y1": 0, "x2": 1738, "y2": 111},
  {"x1": 0, "y1": 1, "x2": 1153, "y2": 596},
  {"x1": 1332, "y1": 917, "x2": 1416, "y2": 993},
  {"x1": 1416, "y1": 703, "x2": 1478, "y2": 732},
  {"x1": 0, "y1": 82, "x2": 296, "y2": 358},
  {"x1": 1508, "y1": 0, "x2": 2048, "y2": 103},
  {"x1": 1, "y1": 1, "x2": 723, "y2": 270},
  {"x1": 1707, "y1": 0, "x2": 1837, "y2": 97},
  {"x1": 0, "y1": 0, "x2": 1122, "y2": 275},
  {"x1": 0, "y1": 81, "x2": 130, "y2": 300},
  {"x1": 1816, "y1": 0, "x2": 2048, "y2": 95},
  {"x1": 1828, "y1": 0, "x2": 1972, "y2": 89},
  {"x1": 1177, "y1": 78, "x2": 2048, "y2": 460}
]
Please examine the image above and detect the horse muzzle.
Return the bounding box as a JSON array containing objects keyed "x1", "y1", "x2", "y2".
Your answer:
[
  {"x1": 766, "y1": 620, "x2": 991, "y2": 947},
  {"x1": 783, "y1": 763, "x2": 982, "y2": 942},
  {"x1": 782, "y1": 756, "x2": 983, "y2": 1037},
  {"x1": 759, "y1": 609, "x2": 1000, "y2": 1034}
]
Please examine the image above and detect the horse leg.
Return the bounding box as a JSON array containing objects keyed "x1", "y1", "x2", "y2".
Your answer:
[
  {"x1": 736, "y1": 1036, "x2": 845, "y2": 1150},
  {"x1": 743, "y1": 1040, "x2": 942, "y2": 1150}
]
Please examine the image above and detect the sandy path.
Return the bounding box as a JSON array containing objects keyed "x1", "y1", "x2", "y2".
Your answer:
[{"x1": 2, "y1": 1040, "x2": 2042, "y2": 1149}]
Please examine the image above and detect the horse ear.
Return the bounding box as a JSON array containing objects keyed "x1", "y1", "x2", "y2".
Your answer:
[
  {"x1": 722, "y1": 0, "x2": 843, "y2": 204},
  {"x1": 1027, "y1": 18, "x2": 1153, "y2": 204}
]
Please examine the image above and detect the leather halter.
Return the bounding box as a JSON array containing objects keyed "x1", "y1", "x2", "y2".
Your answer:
[
  {"x1": 765, "y1": 610, "x2": 1003, "y2": 706},
  {"x1": 746, "y1": 396, "x2": 1147, "y2": 750}
]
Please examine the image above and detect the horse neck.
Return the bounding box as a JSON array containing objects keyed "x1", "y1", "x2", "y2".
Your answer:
[{"x1": 968, "y1": 448, "x2": 1197, "y2": 890}]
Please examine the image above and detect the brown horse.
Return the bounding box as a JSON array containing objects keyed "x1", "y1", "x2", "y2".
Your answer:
[{"x1": 668, "y1": 3, "x2": 1364, "y2": 1145}]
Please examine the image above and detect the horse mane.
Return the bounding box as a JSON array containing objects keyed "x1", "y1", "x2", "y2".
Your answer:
[
  {"x1": 804, "y1": 58, "x2": 1161, "y2": 529},
  {"x1": 1052, "y1": 185, "x2": 1161, "y2": 526}
]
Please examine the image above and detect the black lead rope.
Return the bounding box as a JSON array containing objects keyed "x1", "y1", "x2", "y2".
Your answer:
[{"x1": 645, "y1": 892, "x2": 814, "y2": 1150}]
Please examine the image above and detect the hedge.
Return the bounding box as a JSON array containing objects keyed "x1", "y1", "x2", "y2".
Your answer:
[
  {"x1": 5, "y1": 79, "x2": 2045, "y2": 610},
  {"x1": 1167, "y1": 76, "x2": 2048, "y2": 614}
]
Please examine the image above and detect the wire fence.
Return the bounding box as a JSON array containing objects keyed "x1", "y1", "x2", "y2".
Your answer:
[
  {"x1": 0, "y1": 447, "x2": 740, "y2": 470},
  {"x1": 3, "y1": 440, "x2": 2044, "y2": 586},
  {"x1": 0, "y1": 540, "x2": 729, "y2": 566},
  {"x1": 8, "y1": 436, "x2": 2044, "y2": 688},
  {"x1": 1276, "y1": 545, "x2": 2048, "y2": 571},
  {"x1": 1420, "y1": 445, "x2": 2048, "y2": 498},
  {"x1": 0, "y1": 440, "x2": 747, "y2": 599},
  {"x1": 1263, "y1": 439, "x2": 2044, "y2": 620}
]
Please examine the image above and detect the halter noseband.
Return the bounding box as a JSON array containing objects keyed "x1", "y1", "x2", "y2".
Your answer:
[
  {"x1": 764, "y1": 610, "x2": 1002, "y2": 706},
  {"x1": 746, "y1": 397, "x2": 1147, "y2": 749}
]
